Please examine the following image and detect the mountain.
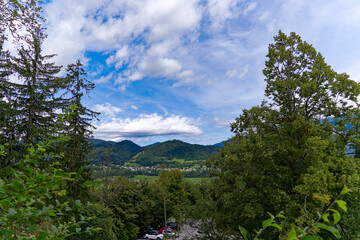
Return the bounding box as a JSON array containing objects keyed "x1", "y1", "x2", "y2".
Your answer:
[
  {"x1": 88, "y1": 139, "x2": 221, "y2": 166},
  {"x1": 88, "y1": 139, "x2": 142, "y2": 165},
  {"x1": 129, "y1": 139, "x2": 221, "y2": 166}
]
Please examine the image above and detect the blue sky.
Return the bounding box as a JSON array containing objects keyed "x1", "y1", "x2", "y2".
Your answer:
[{"x1": 34, "y1": 0, "x2": 360, "y2": 146}]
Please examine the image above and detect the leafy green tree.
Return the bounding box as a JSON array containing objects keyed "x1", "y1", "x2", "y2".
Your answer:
[
  {"x1": 108, "y1": 176, "x2": 145, "y2": 239},
  {"x1": 207, "y1": 30, "x2": 360, "y2": 238},
  {"x1": 157, "y1": 169, "x2": 187, "y2": 220},
  {"x1": 0, "y1": 138, "x2": 98, "y2": 239}
]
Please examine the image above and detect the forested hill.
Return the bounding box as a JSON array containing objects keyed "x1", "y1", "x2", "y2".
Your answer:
[
  {"x1": 88, "y1": 139, "x2": 142, "y2": 165},
  {"x1": 88, "y1": 139, "x2": 221, "y2": 166},
  {"x1": 131, "y1": 140, "x2": 221, "y2": 166}
]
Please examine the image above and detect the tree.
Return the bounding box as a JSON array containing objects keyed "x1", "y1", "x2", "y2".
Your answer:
[
  {"x1": 164, "y1": 169, "x2": 187, "y2": 219},
  {"x1": 0, "y1": 39, "x2": 18, "y2": 173},
  {"x1": 60, "y1": 60, "x2": 99, "y2": 200},
  {"x1": 207, "y1": 31, "x2": 360, "y2": 238},
  {"x1": 63, "y1": 60, "x2": 99, "y2": 171},
  {"x1": 0, "y1": 137, "x2": 98, "y2": 239},
  {"x1": 11, "y1": 34, "x2": 65, "y2": 146}
]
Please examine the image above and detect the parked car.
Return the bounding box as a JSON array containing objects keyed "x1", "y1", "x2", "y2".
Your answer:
[
  {"x1": 159, "y1": 226, "x2": 173, "y2": 233},
  {"x1": 167, "y1": 220, "x2": 178, "y2": 230},
  {"x1": 162, "y1": 228, "x2": 179, "y2": 238},
  {"x1": 144, "y1": 228, "x2": 164, "y2": 240}
]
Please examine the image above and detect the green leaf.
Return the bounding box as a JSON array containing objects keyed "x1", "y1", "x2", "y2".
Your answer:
[
  {"x1": 340, "y1": 185, "x2": 348, "y2": 195},
  {"x1": 330, "y1": 209, "x2": 341, "y2": 225},
  {"x1": 336, "y1": 200, "x2": 347, "y2": 212},
  {"x1": 83, "y1": 181, "x2": 93, "y2": 186},
  {"x1": 262, "y1": 219, "x2": 274, "y2": 229},
  {"x1": 76, "y1": 227, "x2": 81, "y2": 232},
  {"x1": 317, "y1": 223, "x2": 341, "y2": 238},
  {"x1": 239, "y1": 226, "x2": 248, "y2": 240},
  {"x1": 267, "y1": 212, "x2": 275, "y2": 220},
  {"x1": 287, "y1": 226, "x2": 297, "y2": 240},
  {"x1": 269, "y1": 223, "x2": 282, "y2": 230},
  {"x1": 321, "y1": 213, "x2": 330, "y2": 223},
  {"x1": 301, "y1": 236, "x2": 320, "y2": 240}
]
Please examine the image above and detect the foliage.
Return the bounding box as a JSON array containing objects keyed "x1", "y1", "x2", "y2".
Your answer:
[
  {"x1": 11, "y1": 34, "x2": 64, "y2": 146},
  {"x1": 106, "y1": 176, "x2": 163, "y2": 239},
  {"x1": 239, "y1": 186, "x2": 349, "y2": 239},
  {"x1": 157, "y1": 169, "x2": 188, "y2": 220},
  {"x1": 61, "y1": 60, "x2": 99, "y2": 201},
  {"x1": 66, "y1": 204, "x2": 116, "y2": 240},
  {"x1": 0, "y1": 140, "x2": 98, "y2": 239},
  {"x1": 206, "y1": 30, "x2": 360, "y2": 238}
]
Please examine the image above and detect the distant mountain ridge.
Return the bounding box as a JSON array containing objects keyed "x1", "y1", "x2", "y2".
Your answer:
[{"x1": 88, "y1": 139, "x2": 221, "y2": 166}]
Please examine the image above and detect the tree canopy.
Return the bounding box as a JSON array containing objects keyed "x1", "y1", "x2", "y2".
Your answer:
[{"x1": 207, "y1": 30, "x2": 360, "y2": 238}]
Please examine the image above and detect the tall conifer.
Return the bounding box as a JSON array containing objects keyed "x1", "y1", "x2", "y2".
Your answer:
[{"x1": 11, "y1": 33, "x2": 64, "y2": 145}]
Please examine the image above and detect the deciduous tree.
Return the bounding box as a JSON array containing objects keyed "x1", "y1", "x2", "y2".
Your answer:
[{"x1": 207, "y1": 30, "x2": 360, "y2": 238}]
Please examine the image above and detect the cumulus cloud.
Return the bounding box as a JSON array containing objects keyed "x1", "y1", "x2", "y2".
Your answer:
[
  {"x1": 42, "y1": 0, "x2": 250, "y2": 87},
  {"x1": 94, "y1": 113, "x2": 202, "y2": 141},
  {"x1": 94, "y1": 73, "x2": 113, "y2": 83},
  {"x1": 94, "y1": 102, "x2": 122, "y2": 116}
]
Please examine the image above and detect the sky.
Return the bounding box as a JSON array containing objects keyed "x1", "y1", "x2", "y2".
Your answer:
[{"x1": 32, "y1": 0, "x2": 360, "y2": 146}]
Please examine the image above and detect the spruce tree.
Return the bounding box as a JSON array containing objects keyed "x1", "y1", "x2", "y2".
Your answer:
[
  {"x1": 0, "y1": 39, "x2": 18, "y2": 173},
  {"x1": 11, "y1": 33, "x2": 64, "y2": 146},
  {"x1": 63, "y1": 60, "x2": 99, "y2": 199}
]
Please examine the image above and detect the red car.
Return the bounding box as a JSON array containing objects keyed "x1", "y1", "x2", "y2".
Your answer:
[{"x1": 159, "y1": 227, "x2": 173, "y2": 233}]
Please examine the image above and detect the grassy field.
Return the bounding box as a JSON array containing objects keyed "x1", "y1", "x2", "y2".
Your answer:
[
  {"x1": 129, "y1": 175, "x2": 208, "y2": 183},
  {"x1": 130, "y1": 175, "x2": 159, "y2": 181}
]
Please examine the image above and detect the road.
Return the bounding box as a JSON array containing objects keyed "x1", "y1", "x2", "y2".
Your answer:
[{"x1": 135, "y1": 224, "x2": 198, "y2": 240}]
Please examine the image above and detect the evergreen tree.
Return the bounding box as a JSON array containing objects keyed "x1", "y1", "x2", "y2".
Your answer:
[
  {"x1": 11, "y1": 33, "x2": 64, "y2": 146},
  {"x1": 63, "y1": 60, "x2": 99, "y2": 171},
  {"x1": 0, "y1": 39, "x2": 18, "y2": 173},
  {"x1": 62, "y1": 60, "x2": 99, "y2": 199}
]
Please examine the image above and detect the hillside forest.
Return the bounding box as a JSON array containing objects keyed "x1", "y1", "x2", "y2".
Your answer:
[{"x1": 1, "y1": 1, "x2": 360, "y2": 240}]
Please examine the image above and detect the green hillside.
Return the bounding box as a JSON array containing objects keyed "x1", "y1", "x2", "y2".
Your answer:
[
  {"x1": 88, "y1": 139, "x2": 221, "y2": 166},
  {"x1": 130, "y1": 139, "x2": 221, "y2": 166},
  {"x1": 88, "y1": 139, "x2": 142, "y2": 165}
]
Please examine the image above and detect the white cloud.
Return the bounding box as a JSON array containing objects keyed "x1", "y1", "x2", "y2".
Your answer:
[
  {"x1": 94, "y1": 113, "x2": 202, "y2": 140},
  {"x1": 207, "y1": 0, "x2": 243, "y2": 29},
  {"x1": 95, "y1": 73, "x2": 113, "y2": 83},
  {"x1": 94, "y1": 102, "x2": 122, "y2": 116},
  {"x1": 106, "y1": 45, "x2": 130, "y2": 69},
  {"x1": 138, "y1": 57, "x2": 181, "y2": 78},
  {"x1": 131, "y1": 105, "x2": 138, "y2": 110}
]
